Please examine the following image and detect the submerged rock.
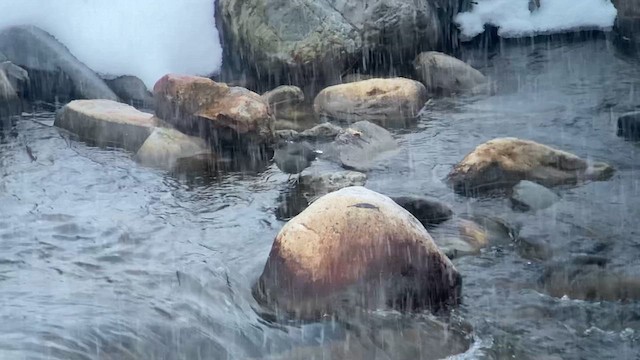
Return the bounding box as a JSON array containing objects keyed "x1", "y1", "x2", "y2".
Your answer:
[
  {"x1": 314, "y1": 78, "x2": 428, "y2": 127},
  {"x1": 0, "y1": 25, "x2": 117, "y2": 103},
  {"x1": 390, "y1": 196, "x2": 453, "y2": 227},
  {"x1": 54, "y1": 99, "x2": 157, "y2": 151},
  {"x1": 414, "y1": 51, "x2": 489, "y2": 95},
  {"x1": 447, "y1": 137, "x2": 614, "y2": 196},
  {"x1": 510, "y1": 180, "x2": 560, "y2": 211},
  {"x1": 216, "y1": 0, "x2": 466, "y2": 90},
  {"x1": 429, "y1": 219, "x2": 490, "y2": 258},
  {"x1": 105, "y1": 75, "x2": 154, "y2": 109},
  {"x1": 135, "y1": 127, "x2": 214, "y2": 170},
  {"x1": 324, "y1": 121, "x2": 399, "y2": 171},
  {"x1": 153, "y1": 74, "x2": 274, "y2": 155},
  {"x1": 255, "y1": 186, "x2": 461, "y2": 320},
  {"x1": 617, "y1": 111, "x2": 640, "y2": 140}
]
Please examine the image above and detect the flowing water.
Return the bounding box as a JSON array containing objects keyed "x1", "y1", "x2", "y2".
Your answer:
[{"x1": 1, "y1": 35, "x2": 640, "y2": 359}]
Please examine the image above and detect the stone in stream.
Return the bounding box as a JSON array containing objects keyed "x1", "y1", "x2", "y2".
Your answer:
[
  {"x1": 105, "y1": 75, "x2": 155, "y2": 109},
  {"x1": 323, "y1": 121, "x2": 399, "y2": 171},
  {"x1": 510, "y1": 180, "x2": 560, "y2": 211},
  {"x1": 0, "y1": 25, "x2": 118, "y2": 103},
  {"x1": 428, "y1": 219, "x2": 490, "y2": 258},
  {"x1": 54, "y1": 99, "x2": 157, "y2": 152},
  {"x1": 276, "y1": 122, "x2": 343, "y2": 142},
  {"x1": 135, "y1": 127, "x2": 214, "y2": 170},
  {"x1": 447, "y1": 137, "x2": 614, "y2": 196},
  {"x1": 390, "y1": 196, "x2": 453, "y2": 228},
  {"x1": 255, "y1": 186, "x2": 461, "y2": 320},
  {"x1": 617, "y1": 111, "x2": 640, "y2": 140},
  {"x1": 313, "y1": 78, "x2": 428, "y2": 128},
  {"x1": 153, "y1": 74, "x2": 274, "y2": 156},
  {"x1": 413, "y1": 51, "x2": 489, "y2": 95}
]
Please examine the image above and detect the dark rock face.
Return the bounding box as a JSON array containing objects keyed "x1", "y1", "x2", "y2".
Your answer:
[
  {"x1": 0, "y1": 62, "x2": 26, "y2": 119},
  {"x1": 390, "y1": 196, "x2": 453, "y2": 227},
  {"x1": 0, "y1": 26, "x2": 117, "y2": 103},
  {"x1": 617, "y1": 111, "x2": 640, "y2": 140},
  {"x1": 215, "y1": 0, "x2": 471, "y2": 92},
  {"x1": 613, "y1": 0, "x2": 640, "y2": 54},
  {"x1": 105, "y1": 75, "x2": 154, "y2": 109}
]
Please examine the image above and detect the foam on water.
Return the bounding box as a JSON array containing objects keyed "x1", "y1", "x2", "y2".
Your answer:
[
  {"x1": 0, "y1": 0, "x2": 223, "y2": 88},
  {"x1": 456, "y1": 0, "x2": 617, "y2": 39}
]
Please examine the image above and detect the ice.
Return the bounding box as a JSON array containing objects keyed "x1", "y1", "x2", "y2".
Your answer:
[
  {"x1": 456, "y1": 0, "x2": 618, "y2": 39},
  {"x1": 0, "y1": 0, "x2": 222, "y2": 88}
]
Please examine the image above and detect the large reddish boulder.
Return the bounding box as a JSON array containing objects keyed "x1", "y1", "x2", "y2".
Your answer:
[
  {"x1": 153, "y1": 74, "x2": 274, "y2": 153},
  {"x1": 254, "y1": 186, "x2": 461, "y2": 320}
]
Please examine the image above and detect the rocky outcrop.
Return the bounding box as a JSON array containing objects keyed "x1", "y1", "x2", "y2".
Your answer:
[
  {"x1": 510, "y1": 180, "x2": 560, "y2": 211},
  {"x1": 617, "y1": 111, "x2": 640, "y2": 140},
  {"x1": 324, "y1": 121, "x2": 399, "y2": 171},
  {"x1": 135, "y1": 127, "x2": 214, "y2": 170},
  {"x1": 0, "y1": 26, "x2": 117, "y2": 103},
  {"x1": 153, "y1": 74, "x2": 274, "y2": 155},
  {"x1": 314, "y1": 78, "x2": 428, "y2": 127},
  {"x1": 447, "y1": 138, "x2": 614, "y2": 196},
  {"x1": 54, "y1": 99, "x2": 157, "y2": 151},
  {"x1": 255, "y1": 186, "x2": 461, "y2": 320},
  {"x1": 105, "y1": 75, "x2": 154, "y2": 109},
  {"x1": 413, "y1": 51, "x2": 488, "y2": 95},
  {"x1": 613, "y1": 0, "x2": 640, "y2": 53},
  {"x1": 0, "y1": 62, "x2": 26, "y2": 119},
  {"x1": 215, "y1": 0, "x2": 469, "y2": 91}
]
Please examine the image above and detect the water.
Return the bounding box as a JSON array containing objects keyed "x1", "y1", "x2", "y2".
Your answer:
[{"x1": 1, "y1": 35, "x2": 640, "y2": 359}]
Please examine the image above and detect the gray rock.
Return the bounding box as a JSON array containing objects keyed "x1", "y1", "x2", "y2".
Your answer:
[
  {"x1": 274, "y1": 129, "x2": 300, "y2": 141},
  {"x1": 135, "y1": 127, "x2": 214, "y2": 170},
  {"x1": 612, "y1": 0, "x2": 640, "y2": 54},
  {"x1": 617, "y1": 111, "x2": 640, "y2": 140},
  {"x1": 325, "y1": 121, "x2": 398, "y2": 171},
  {"x1": 105, "y1": 75, "x2": 154, "y2": 109},
  {"x1": 300, "y1": 170, "x2": 367, "y2": 196},
  {"x1": 216, "y1": 0, "x2": 467, "y2": 89},
  {"x1": 0, "y1": 61, "x2": 29, "y2": 94},
  {"x1": 510, "y1": 180, "x2": 560, "y2": 211},
  {"x1": 0, "y1": 66, "x2": 21, "y2": 119},
  {"x1": 0, "y1": 26, "x2": 117, "y2": 103},
  {"x1": 54, "y1": 99, "x2": 157, "y2": 152},
  {"x1": 390, "y1": 196, "x2": 453, "y2": 227},
  {"x1": 414, "y1": 51, "x2": 488, "y2": 95},
  {"x1": 299, "y1": 122, "x2": 342, "y2": 140},
  {"x1": 262, "y1": 86, "x2": 304, "y2": 108}
]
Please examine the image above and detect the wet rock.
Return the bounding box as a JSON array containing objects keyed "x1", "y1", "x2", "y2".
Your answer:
[
  {"x1": 429, "y1": 219, "x2": 490, "y2": 258},
  {"x1": 54, "y1": 99, "x2": 157, "y2": 151},
  {"x1": 390, "y1": 196, "x2": 453, "y2": 227},
  {"x1": 0, "y1": 25, "x2": 117, "y2": 103},
  {"x1": 314, "y1": 78, "x2": 428, "y2": 127},
  {"x1": 299, "y1": 122, "x2": 342, "y2": 140},
  {"x1": 216, "y1": 0, "x2": 466, "y2": 91},
  {"x1": 510, "y1": 180, "x2": 560, "y2": 211},
  {"x1": 0, "y1": 63, "x2": 24, "y2": 119},
  {"x1": 540, "y1": 257, "x2": 640, "y2": 301},
  {"x1": 413, "y1": 51, "x2": 488, "y2": 95},
  {"x1": 274, "y1": 129, "x2": 300, "y2": 141},
  {"x1": 613, "y1": 0, "x2": 640, "y2": 53},
  {"x1": 153, "y1": 74, "x2": 274, "y2": 155},
  {"x1": 617, "y1": 111, "x2": 640, "y2": 140},
  {"x1": 341, "y1": 73, "x2": 376, "y2": 83},
  {"x1": 0, "y1": 61, "x2": 29, "y2": 96},
  {"x1": 300, "y1": 170, "x2": 367, "y2": 197},
  {"x1": 105, "y1": 75, "x2": 154, "y2": 109},
  {"x1": 447, "y1": 138, "x2": 614, "y2": 196},
  {"x1": 135, "y1": 127, "x2": 214, "y2": 170},
  {"x1": 262, "y1": 86, "x2": 304, "y2": 109},
  {"x1": 324, "y1": 121, "x2": 399, "y2": 171},
  {"x1": 255, "y1": 186, "x2": 461, "y2": 320}
]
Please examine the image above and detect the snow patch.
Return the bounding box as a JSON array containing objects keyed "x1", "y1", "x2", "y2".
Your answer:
[
  {"x1": 456, "y1": 0, "x2": 617, "y2": 40},
  {"x1": 0, "y1": 0, "x2": 223, "y2": 88}
]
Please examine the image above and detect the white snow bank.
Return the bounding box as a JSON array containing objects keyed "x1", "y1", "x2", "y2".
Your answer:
[
  {"x1": 456, "y1": 0, "x2": 618, "y2": 39},
  {"x1": 0, "y1": 0, "x2": 222, "y2": 88}
]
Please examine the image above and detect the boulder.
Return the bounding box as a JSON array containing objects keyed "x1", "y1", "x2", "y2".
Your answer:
[
  {"x1": 54, "y1": 99, "x2": 157, "y2": 151},
  {"x1": 617, "y1": 111, "x2": 640, "y2": 140},
  {"x1": 413, "y1": 51, "x2": 488, "y2": 95},
  {"x1": 447, "y1": 138, "x2": 614, "y2": 196},
  {"x1": 254, "y1": 186, "x2": 461, "y2": 320},
  {"x1": 153, "y1": 74, "x2": 274, "y2": 154},
  {"x1": 105, "y1": 75, "x2": 154, "y2": 109},
  {"x1": 390, "y1": 196, "x2": 453, "y2": 228},
  {"x1": 299, "y1": 170, "x2": 367, "y2": 197},
  {"x1": 0, "y1": 26, "x2": 117, "y2": 103},
  {"x1": 262, "y1": 86, "x2": 304, "y2": 109},
  {"x1": 510, "y1": 180, "x2": 560, "y2": 211},
  {"x1": 215, "y1": 0, "x2": 467, "y2": 90},
  {"x1": 324, "y1": 121, "x2": 399, "y2": 171},
  {"x1": 0, "y1": 63, "x2": 23, "y2": 119},
  {"x1": 314, "y1": 78, "x2": 428, "y2": 127},
  {"x1": 135, "y1": 127, "x2": 214, "y2": 170},
  {"x1": 274, "y1": 122, "x2": 343, "y2": 142},
  {"x1": 262, "y1": 85, "x2": 312, "y2": 127},
  {"x1": 613, "y1": 0, "x2": 640, "y2": 53},
  {"x1": 429, "y1": 219, "x2": 489, "y2": 258}
]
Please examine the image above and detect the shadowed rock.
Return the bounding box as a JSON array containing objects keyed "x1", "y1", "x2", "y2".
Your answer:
[
  {"x1": 390, "y1": 196, "x2": 453, "y2": 227},
  {"x1": 510, "y1": 180, "x2": 560, "y2": 211},
  {"x1": 105, "y1": 75, "x2": 154, "y2": 109},
  {"x1": 273, "y1": 141, "x2": 320, "y2": 176},
  {"x1": 617, "y1": 111, "x2": 640, "y2": 140},
  {"x1": 0, "y1": 62, "x2": 25, "y2": 119},
  {"x1": 255, "y1": 186, "x2": 461, "y2": 320},
  {"x1": 447, "y1": 137, "x2": 614, "y2": 196}
]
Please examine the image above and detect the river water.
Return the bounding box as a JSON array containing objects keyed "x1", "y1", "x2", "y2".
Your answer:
[{"x1": 1, "y1": 35, "x2": 639, "y2": 359}]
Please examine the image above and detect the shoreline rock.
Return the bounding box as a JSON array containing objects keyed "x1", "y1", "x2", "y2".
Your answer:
[{"x1": 413, "y1": 51, "x2": 489, "y2": 95}]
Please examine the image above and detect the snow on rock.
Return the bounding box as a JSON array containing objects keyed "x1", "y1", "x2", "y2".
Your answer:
[
  {"x1": 0, "y1": 0, "x2": 222, "y2": 88},
  {"x1": 456, "y1": 0, "x2": 617, "y2": 39}
]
